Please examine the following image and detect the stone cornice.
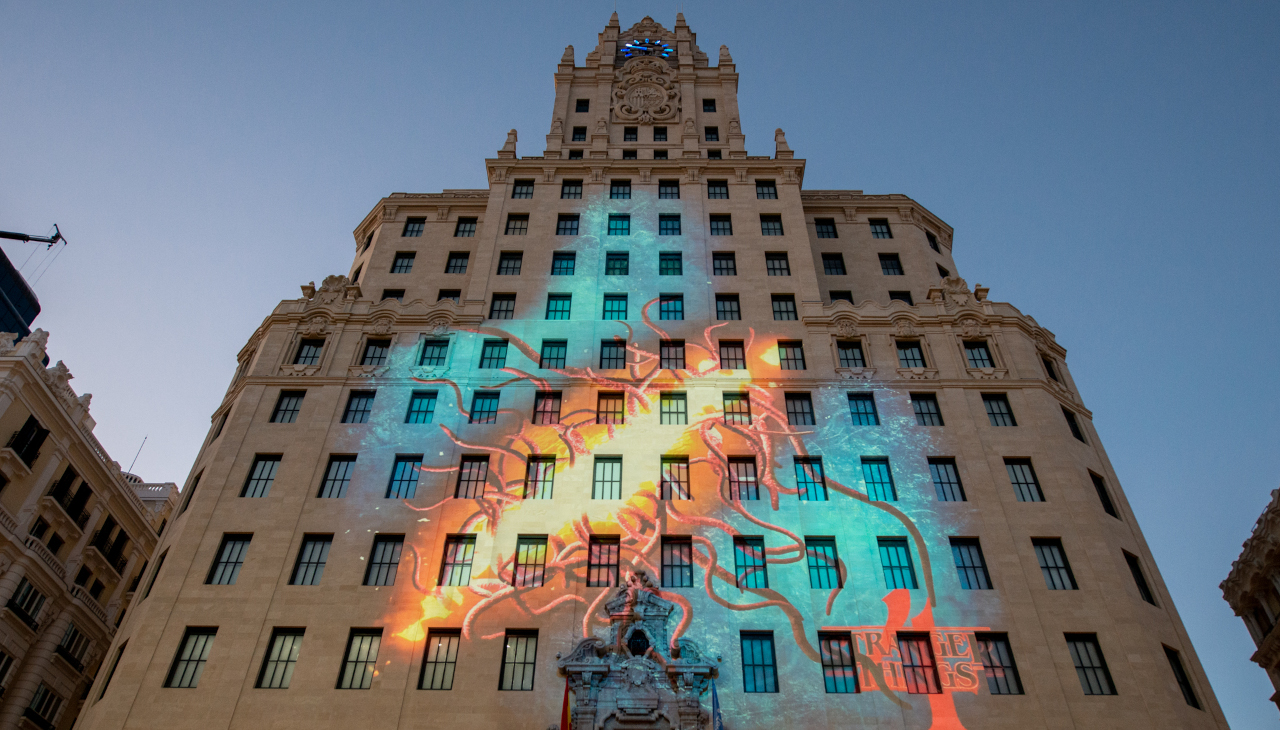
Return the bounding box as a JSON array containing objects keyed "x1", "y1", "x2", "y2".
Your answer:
[
  {"x1": 1222, "y1": 488, "x2": 1280, "y2": 609},
  {"x1": 800, "y1": 190, "x2": 953, "y2": 243}
]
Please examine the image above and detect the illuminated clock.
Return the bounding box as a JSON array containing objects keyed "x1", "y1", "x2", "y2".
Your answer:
[{"x1": 620, "y1": 38, "x2": 673, "y2": 59}]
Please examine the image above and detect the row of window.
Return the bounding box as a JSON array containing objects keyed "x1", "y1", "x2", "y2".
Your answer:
[
  {"x1": 571, "y1": 98, "x2": 720, "y2": 115},
  {"x1": 413, "y1": 211, "x2": 897, "y2": 241},
  {"x1": 392, "y1": 250, "x2": 914, "y2": 278}
]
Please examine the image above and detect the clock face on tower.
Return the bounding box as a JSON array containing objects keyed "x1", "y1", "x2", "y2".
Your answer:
[{"x1": 620, "y1": 38, "x2": 673, "y2": 59}]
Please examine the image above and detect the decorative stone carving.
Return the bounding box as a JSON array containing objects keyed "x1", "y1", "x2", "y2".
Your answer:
[
  {"x1": 836, "y1": 367, "x2": 875, "y2": 381},
  {"x1": 965, "y1": 367, "x2": 1007, "y2": 380},
  {"x1": 728, "y1": 118, "x2": 740, "y2": 135},
  {"x1": 0, "y1": 333, "x2": 17, "y2": 355},
  {"x1": 370, "y1": 317, "x2": 394, "y2": 336},
  {"x1": 596, "y1": 117, "x2": 609, "y2": 134},
  {"x1": 683, "y1": 117, "x2": 695, "y2": 134},
  {"x1": 834, "y1": 319, "x2": 858, "y2": 338},
  {"x1": 300, "y1": 317, "x2": 330, "y2": 336},
  {"x1": 958, "y1": 317, "x2": 982, "y2": 338},
  {"x1": 892, "y1": 317, "x2": 917, "y2": 337},
  {"x1": 436, "y1": 206, "x2": 450, "y2": 221},
  {"x1": 551, "y1": 118, "x2": 563, "y2": 134},
  {"x1": 306, "y1": 275, "x2": 350, "y2": 307},
  {"x1": 612, "y1": 57, "x2": 679, "y2": 123},
  {"x1": 430, "y1": 318, "x2": 451, "y2": 336},
  {"x1": 896, "y1": 367, "x2": 939, "y2": 380},
  {"x1": 381, "y1": 205, "x2": 398, "y2": 221}
]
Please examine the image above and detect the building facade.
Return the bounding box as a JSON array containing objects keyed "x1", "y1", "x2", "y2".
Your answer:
[
  {"x1": 78, "y1": 15, "x2": 1225, "y2": 730},
  {"x1": 1222, "y1": 489, "x2": 1280, "y2": 714}
]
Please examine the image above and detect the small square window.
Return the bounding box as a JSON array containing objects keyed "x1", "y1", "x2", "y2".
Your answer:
[
  {"x1": 707, "y1": 180, "x2": 729, "y2": 199},
  {"x1": 623, "y1": 127, "x2": 637, "y2": 141},
  {"x1": 294, "y1": 339, "x2": 324, "y2": 366},
  {"x1": 879, "y1": 253, "x2": 904, "y2": 275},
  {"x1": 659, "y1": 252, "x2": 682, "y2": 274},
  {"x1": 659, "y1": 340, "x2": 685, "y2": 370},
  {"x1": 453, "y1": 218, "x2": 477, "y2": 237},
  {"x1": 575, "y1": 99, "x2": 589, "y2": 112},
  {"x1": 539, "y1": 340, "x2": 567, "y2": 369},
  {"x1": 710, "y1": 214, "x2": 733, "y2": 235},
  {"x1": 561, "y1": 179, "x2": 583, "y2": 198},
  {"x1": 571, "y1": 127, "x2": 586, "y2": 142},
  {"x1": 896, "y1": 340, "x2": 926, "y2": 368},
  {"x1": 713, "y1": 252, "x2": 736, "y2": 275},
  {"x1": 723, "y1": 393, "x2": 751, "y2": 424},
  {"x1": 556, "y1": 214, "x2": 580, "y2": 236},
  {"x1": 785, "y1": 393, "x2": 814, "y2": 425},
  {"x1": 707, "y1": 149, "x2": 722, "y2": 159},
  {"x1": 511, "y1": 180, "x2": 534, "y2": 199},
  {"x1": 402, "y1": 218, "x2": 424, "y2": 237},
  {"x1": 658, "y1": 179, "x2": 680, "y2": 198},
  {"x1": 869, "y1": 219, "x2": 893, "y2": 238},
  {"x1": 406, "y1": 391, "x2": 437, "y2": 424},
  {"x1": 772, "y1": 295, "x2": 797, "y2": 320},
  {"x1": 489, "y1": 294, "x2": 515, "y2": 320},
  {"x1": 605, "y1": 252, "x2": 629, "y2": 275},
  {"x1": 659, "y1": 295, "x2": 684, "y2": 320},
  {"x1": 964, "y1": 341, "x2": 994, "y2": 368},
  {"x1": 719, "y1": 341, "x2": 746, "y2": 369},
  {"x1": 599, "y1": 340, "x2": 627, "y2": 369},
  {"x1": 659, "y1": 215, "x2": 681, "y2": 236},
  {"x1": 342, "y1": 391, "x2": 375, "y2": 424},
  {"x1": 848, "y1": 393, "x2": 879, "y2": 426},
  {"x1": 602, "y1": 295, "x2": 627, "y2": 320},
  {"x1": 438, "y1": 289, "x2": 460, "y2": 303},
  {"x1": 815, "y1": 219, "x2": 838, "y2": 238},
  {"x1": 830, "y1": 290, "x2": 853, "y2": 303},
  {"x1": 660, "y1": 393, "x2": 687, "y2": 425},
  {"x1": 610, "y1": 180, "x2": 631, "y2": 199},
  {"x1": 391, "y1": 252, "x2": 415, "y2": 273},
  {"x1": 766, "y1": 253, "x2": 790, "y2": 276},
  {"x1": 652, "y1": 149, "x2": 667, "y2": 160},
  {"x1": 479, "y1": 340, "x2": 508, "y2": 369},
  {"x1": 837, "y1": 340, "x2": 865, "y2": 368},
  {"x1": 362, "y1": 339, "x2": 390, "y2": 366},
  {"x1": 755, "y1": 180, "x2": 777, "y2": 199},
  {"x1": 653, "y1": 127, "x2": 668, "y2": 141},
  {"x1": 469, "y1": 392, "x2": 499, "y2": 424},
  {"x1": 545, "y1": 294, "x2": 571, "y2": 320},
  {"x1": 597, "y1": 393, "x2": 625, "y2": 424},
  {"x1": 608, "y1": 215, "x2": 630, "y2": 235},
  {"x1": 445, "y1": 252, "x2": 469, "y2": 273},
  {"x1": 533, "y1": 392, "x2": 562, "y2": 425},
  {"x1": 568, "y1": 149, "x2": 583, "y2": 159},
  {"x1": 760, "y1": 215, "x2": 783, "y2": 236},
  {"x1": 551, "y1": 252, "x2": 576, "y2": 275},
  {"x1": 381, "y1": 289, "x2": 404, "y2": 302},
  {"x1": 622, "y1": 149, "x2": 637, "y2": 159},
  {"x1": 778, "y1": 340, "x2": 806, "y2": 370},
  {"x1": 912, "y1": 394, "x2": 944, "y2": 426},
  {"x1": 497, "y1": 252, "x2": 523, "y2": 275},
  {"x1": 715, "y1": 294, "x2": 740, "y2": 321},
  {"x1": 504, "y1": 215, "x2": 528, "y2": 236},
  {"x1": 419, "y1": 340, "x2": 448, "y2": 367},
  {"x1": 705, "y1": 126, "x2": 719, "y2": 142},
  {"x1": 822, "y1": 253, "x2": 846, "y2": 275},
  {"x1": 703, "y1": 99, "x2": 717, "y2": 112},
  {"x1": 889, "y1": 291, "x2": 914, "y2": 305}
]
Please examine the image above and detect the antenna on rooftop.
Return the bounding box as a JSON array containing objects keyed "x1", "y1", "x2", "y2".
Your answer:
[{"x1": 128, "y1": 434, "x2": 148, "y2": 475}]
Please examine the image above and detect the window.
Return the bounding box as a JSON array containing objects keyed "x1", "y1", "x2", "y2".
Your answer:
[
  {"x1": 983, "y1": 394, "x2": 1016, "y2": 426},
  {"x1": 862, "y1": 457, "x2": 897, "y2": 501},
  {"x1": 600, "y1": 340, "x2": 627, "y2": 368},
  {"x1": 143, "y1": 551, "x2": 166, "y2": 598},
  {"x1": 734, "y1": 537, "x2": 768, "y2": 588},
  {"x1": 806, "y1": 537, "x2": 840, "y2": 588},
  {"x1": 27, "y1": 684, "x2": 62, "y2": 727},
  {"x1": 715, "y1": 294, "x2": 740, "y2": 320},
  {"x1": 454, "y1": 218, "x2": 476, "y2": 237},
  {"x1": 421, "y1": 630, "x2": 461, "y2": 690},
  {"x1": 513, "y1": 536, "x2": 547, "y2": 587},
  {"x1": 511, "y1": 180, "x2": 534, "y2": 198},
  {"x1": 9, "y1": 578, "x2": 44, "y2": 625},
  {"x1": 821, "y1": 253, "x2": 847, "y2": 275},
  {"x1": 654, "y1": 127, "x2": 668, "y2": 142},
  {"x1": 662, "y1": 537, "x2": 693, "y2": 587},
  {"x1": 1165, "y1": 646, "x2": 1201, "y2": 708},
  {"x1": 470, "y1": 392, "x2": 499, "y2": 424},
  {"x1": 179, "y1": 473, "x2": 200, "y2": 515},
  {"x1": 772, "y1": 295, "x2": 797, "y2": 320},
  {"x1": 964, "y1": 341, "x2": 994, "y2": 368},
  {"x1": 456, "y1": 457, "x2": 489, "y2": 499},
  {"x1": 1090, "y1": 472, "x2": 1119, "y2": 518},
  {"x1": 837, "y1": 340, "x2": 865, "y2": 368},
  {"x1": 728, "y1": 457, "x2": 758, "y2": 499},
  {"x1": 500, "y1": 631, "x2": 538, "y2": 691},
  {"x1": 878, "y1": 538, "x2": 917, "y2": 589},
  {"x1": 545, "y1": 294, "x2": 572, "y2": 320},
  {"x1": 938, "y1": 264, "x2": 951, "y2": 277},
  {"x1": 1124, "y1": 551, "x2": 1156, "y2": 605},
  {"x1": 951, "y1": 538, "x2": 992, "y2": 589},
  {"x1": 256, "y1": 629, "x2": 304, "y2": 689},
  {"x1": 731, "y1": 632, "x2": 779, "y2": 697},
  {"x1": 290, "y1": 536, "x2": 331, "y2": 585},
  {"x1": 620, "y1": 126, "x2": 637, "y2": 142},
  {"x1": 207, "y1": 535, "x2": 251, "y2": 584},
  {"x1": 659, "y1": 251, "x2": 682, "y2": 273},
  {"x1": 878, "y1": 253, "x2": 904, "y2": 275},
  {"x1": 1042, "y1": 356, "x2": 1060, "y2": 381},
  {"x1": 350, "y1": 265, "x2": 362, "y2": 284},
  {"x1": 413, "y1": 339, "x2": 447, "y2": 368},
  {"x1": 362, "y1": 339, "x2": 390, "y2": 366},
  {"x1": 1063, "y1": 408, "x2": 1087, "y2": 442},
  {"x1": 597, "y1": 392, "x2": 625, "y2": 424},
  {"x1": 870, "y1": 219, "x2": 893, "y2": 238},
  {"x1": 342, "y1": 391, "x2": 375, "y2": 424},
  {"x1": 785, "y1": 393, "x2": 814, "y2": 425},
  {"x1": 815, "y1": 219, "x2": 838, "y2": 238},
  {"x1": 660, "y1": 457, "x2": 690, "y2": 500},
  {"x1": 503, "y1": 215, "x2": 529, "y2": 237},
  {"x1": 889, "y1": 291, "x2": 914, "y2": 305},
  {"x1": 896, "y1": 340, "x2": 926, "y2": 368},
  {"x1": 338, "y1": 630, "x2": 382, "y2": 689},
  {"x1": 819, "y1": 633, "x2": 858, "y2": 694},
  {"x1": 387, "y1": 456, "x2": 423, "y2": 497},
  {"x1": 658, "y1": 215, "x2": 681, "y2": 236},
  {"x1": 929, "y1": 458, "x2": 965, "y2": 502},
  {"x1": 765, "y1": 252, "x2": 790, "y2": 276},
  {"x1": 571, "y1": 127, "x2": 586, "y2": 142},
  {"x1": 660, "y1": 393, "x2": 687, "y2": 424},
  {"x1": 587, "y1": 537, "x2": 620, "y2": 587},
  {"x1": 926, "y1": 230, "x2": 940, "y2": 252},
  {"x1": 754, "y1": 179, "x2": 777, "y2": 199},
  {"x1": 165, "y1": 628, "x2": 216, "y2": 688},
  {"x1": 707, "y1": 180, "x2": 729, "y2": 199},
  {"x1": 575, "y1": 98, "x2": 589, "y2": 112},
  {"x1": 659, "y1": 295, "x2": 684, "y2": 320},
  {"x1": 622, "y1": 149, "x2": 637, "y2": 159},
  {"x1": 318, "y1": 455, "x2": 356, "y2": 498},
  {"x1": 778, "y1": 341, "x2": 806, "y2": 370},
  {"x1": 651, "y1": 178, "x2": 679, "y2": 198},
  {"x1": 550, "y1": 215, "x2": 580, "y2": 239},
  {"x1": 912, "y1": 394, "x2": 943, "y2": 426},
  {"x1": 399, "y1": 218, "x2": 424, "y2": 237},
  {"x1": 561, "y1": 179, "x2": 583, "y2": 198},
  {"x1": 760, "y1": 215, "x2": 784, "y2": 236},
  {"x1": 57, "y1": 622, "x2": 90, "y2": 668},
  {"x1": 703, "y1": 99, "x2": 717, "y2": 112},
  {"x1": 709, "y1": 214, "x2": 733, "y2": 236},
  {"x1": 271, "y1": 391, "x2": 304, "y2": 423},
  {"x1": 971, "y1": 633, "x2": 1024, "y2": 695},
  {"x1": 520, "y1": 456, "x2": 555, "y2": 499},
  {"x1": 705, "y1": 126, "x2": 719, "y2": 142},
  {"x1": 608, "y1": 215, "x2": 630, "y2": 235},
  {"x1": 897, "y1": 634, "x2": 941, "y2": 694},
  {"x1": 364, "y1": 536, "x2": 404, "y2": 586},
  {"x1": 406, "y1": 392, "x2": 437, "y2": 424},
  {"x1": 440, "y1": 536, "x2": 476, "y2": 586},
  {"x1": 497, "y1": 252, "x2": 524, "y2": 275},
  {"x1": 533, "y1": 392, "x2": 561, "y2": 425},
  {"x1": 241, "y1": 456, "x2": 280, "y2": 498},
  {"x1": 605, "y1": 252, "x2": 629, "y2": 275},
  {"x1": 445, "y1": 252, "x2": 469, "y2": 273},
  {"x1": 1005, "y1": 459, "x2": 1043, "y2": 501},
  {"x1": 294, "y1": 338, "x2": 324, "y2": 365},
  {"x1": 848, "y1": 393, "x2": 879, "y2": 425},
  {"x1": 610, "y1": 180, "x2": 631, "y2": 199},
  {"x1": 712, "y1": 252, "x2": 736, "y2": 275},
  {"x1": 1033, "y1": 539, "x2": 1076, "y2": 590},
  {"x1": 98, "y1": 643, "x2": 125, "y2": 699},
  {"x1": 712, "y1": 391, "x2": 751, "y2": 426},
  {"x1": 1066, "y1": 634, "x2": 1115, "y2": 695},
  {"x1": 719, "y1": 341, "x2": 746, "y2": 369},
  {"x1": 567, "y1": 149, "x2": 583, "y2": 159},
  {"x1": 480, "y1": 340, "x2": 508, "y2": 368},
  {"x1": 593, "y1": 457, "x2": 622, "y2": 499}
]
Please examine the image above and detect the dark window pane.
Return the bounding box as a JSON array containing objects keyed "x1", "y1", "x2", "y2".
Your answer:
[
  {"x1": 771, "y1": 295, "x2": 797, "y2": 320},
  {"x1": 480, "y1": 340, "x2": 508, "y2": 368},
  {"x1": 587, "y1": 536, "x2": 620, "y2": 586},
  {"x1": 950, "y1": 538, "x2": 992, "y2": 590},
  {"x1": 658, "y1": 180, "x2": 679, "y2": 198},
  {"x1": 605, "y1": 253, "x2": 629, "y2": 276},
  {"x1": 362, "y1": 339, "x2": 390, "y2": 366},
  {"x1": 975, "y1": 633, "x2": 1022, "y2": 695},
  {"x1": 964, "y1": 341, "x2": 994, "y2": 368},
  {"x1": 1005, "y1": 458, "x2": 1043, "y2": 501},
  {"x1": 984, "y1": 394, "x2": 1016, "y2": 426},
  {"x1": 342, "y1": 391, "x2": 375, "y2": 424},
  {"x1": 878, "y1": 538, "x2": 917, "y2": 589},
  {"x1": 755, "y1": 180, "x2": 777, "y2": 199},
  {"x1": 456, "y1": 457, "x2": 488, "y2": 499},
  {"x1": 271, "y1": 392, "x2": 304, "y2": 423},
  {"x1": 822, "y1": 253, "x2": 846, "y2": 275},
  {"x1": 719, "y1": 341, "x2": 745, "y2": 369},
  {"x1": 734, "y1": 538, "x2": 768, "y2": 589},
  {"x1": 712, "y1": 252, "x2": 736, "y2": 275},
  {"x1": 728, "y1": 457, "x2": 758, "y2": 499},
  {"x1": 815, "y1": 219, "x2": 837, "y2": 239},
  {"x1": 402, "y1": 218, "x2": 424, "y2": 237},
  {"x1": 511, "y1": 180, "x2": 534, "y2": 199},
  {"x1": 525, "y1": 457, "x2": 555, "y2": 499},
  {"x1": 837, "y1": 341, "x2": 864, "y2": 368},
  {"x1": 660, "y1": 457, "x2": 690, "y2": 500},
  {"x1": 740, "y1": 633, "x2": 777, "y2": 693},
  {"x1": 533, "y1": 392, "x2": 562, "y2": 424},
  {"x1": 421, "y1": 630, "x2": 461, "y2": 690},
  {"x1": 870, "y1": 219, "x2": 893, "y2": 238},
  {"x1": 290, "y1": 537, "x2": 332, "y2": 586},
  {"x1": 659, "y1": 251, "x2": 682, "y2": 273},
  {"x1": 318, "y1": 456, "x2": 355, "y2": 498},
  {"x1": 912, "y1": 394, "x2": 943, "y2": 426},
  {"x1": 445, "y1": 252, "x2": 469, "y2": 273},
  {"x1": 794, "y1": 458, "x2": 827, "y2": 502},
  {"x1": 241, "y1": 456, "x2": 280, "y2": 498},
  {"x1": 561, "y1": 179, "x2": 583, "y2": 198},
  {"x1": 207, "y1": 535, "x2": 251, "y2": 584},
  {"x1": 387, "y1": 457, "x2": 423, "y2": 498},
  {"x1": 419, "y1": 340, "x2": 448, "y2": 367},
  {"x1": 898, "y1": 634, "x2": 941, "y2": 694},
  {"x1": 716, "y1": 295, "x2": 740, "y2": 320},
  {"x1": 439, "y1": 537, "x2": 475, "y2": 587},
  {"x1": 1034, "y1": 539, "x2": 1077, "y2": 590},
  {"x1": 1066, "y1": 634, "x2": 1115, "y2": 695},
  {"x1": 723, "y1": 393, "x2": 751, "y2": 425},
  {"x1": 556, "y1": 215, "x2": 580, "y2": 236},
  {"x1": 597, "y1": 393, "x2": 625, "y2": 424},
  {"x1": 469, "y1": 392, "x2": 499, "y2": 424},
  {"x1": 778, "y1": 341, "x2": 805, "y2": 370},
  {"x1": 765, "y1": 253, "x2": 790, "y2": 276},
  {"x1": 659, "y1": 295, "x2": 683, "y2": 320},
  {"x1": 862, "y1": 457, "x2": 897, "y2": 501},
  {"x1": 661, "y1": 537, "x2": 693, "y2": 587},
  {"x1": 504, "y1": 216, "x2": 528, "y2": 236},
  {"x1": 785, "y1": 393, "x2": 814, "y2": 425},
  {"x1": 1164, "y1": 646, "x2": 1200, "y2": 708},
  {"x1": 819, "y1": 632, "x2": 858, "y2": 693},
  {"x1": 364, "y1": 537, "x2": 403, "y2": 586},
  {"x1": 545, "y1": 294, "x2": 572, "y2": 320},
  {"x1": 610, "y1": 180, "x2": 631, "y2": 199},
  {"x1": 600, "y1": 340, "x2": 627, "y2": 369},
  {"x1": 294, "y1": 339, "x2": 324, "y2": 365},
  {"x1": 929, "y1": 458, "x2": 965, "y2": 502},
  {"x1": 760, "y1": 215, "x2": 783, "y2": 236},
  {"x1": 848, "y1": 393, "x2": 879, "y2": 425}
]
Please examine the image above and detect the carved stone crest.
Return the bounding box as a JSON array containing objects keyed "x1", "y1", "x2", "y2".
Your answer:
[
  {"x1": 300, "y1": 317, "x2": 330, "y2": 336},
  {"x1": 612, "y1": 57, "x2": 679, "y2": 123},
  {"x1": 834, "y1": 319, "x2": 858, "y2": 338},
  {"x1": 958, "y1": 317, "x2": 981, "y2": 338},
  {"x1": 370, "y1": 317, "x2": 394, "y2": 336},
  {"x1": 893, "y1": 317, "x2": 917, "y2": 337},
  {"x1": 429, "y1": 318, "x2": 451, "y2": 336}
]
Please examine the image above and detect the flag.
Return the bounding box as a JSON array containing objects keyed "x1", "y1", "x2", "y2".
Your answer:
[
  {"x1": 711, "y1": 679, "x2": 724, "y2": 730},
  {"x1": 560, "y1": 676, "x2": 571, "y2": 730}
]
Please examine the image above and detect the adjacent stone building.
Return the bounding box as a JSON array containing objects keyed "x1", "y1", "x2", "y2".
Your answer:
[
  {"x1": 78, "y1": 14, "x2": 1225, "y2": 729},
  {"x1": 1222, "y1": 489, "x2": 1280, "y2": 714}
]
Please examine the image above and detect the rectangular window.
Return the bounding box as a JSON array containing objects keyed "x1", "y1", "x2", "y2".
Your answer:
[
  {"x1": 654, "y1": 214, "x2": 682, "y2": 236},
  {"x1": 610, "y1": 180, "x2": 631, "y2": 199},
  {"x1": 929, "y1": 458, "x2": 965, "y2": 502},
  {"x1": 983, "y1": 394, "x2": 1017, "y2": 426},
  {"x1": 657, "y1": 179, "x2": 680, "y2": 198},
  {"x1": 951, "y1": 538, "x2": 992, "y2": 589},
  {"x1": 605, "y1": 252, "x2": 629, "y2": 275},
  {"x1": 912, "y1": 394, "x2": 944, "y2": 426},
  {"x1": 821, "y1": 253, "x2": 846, "y2": 275},
  {"x1": 406, "y1": 391, "x2": 437, "y2": 424},
  {"x1": 500, "y1": 631, "x2": 538, "y2": 691},
  {"x1": 547, "y1": 254, "x2": 577, "y2": 278},
  {"x1": 889, "y1": 291, "x2": 914, "y2": 305},
  {"x1": 524, "y1": 456, "x2": 556, "y2": 500},
  {"x1": 765, "y1": 252, "x2": 790, "y2": 276},
  {"x1": 654, "y1": 127, "x2": 668, "y2": 142},
  {"x1": 703, "y1": 99, "x2": 717, "y2": 112},
  {"x1": 772, "y1": 295, "x2": 797, "y2": 320},
  {"x1": 815, "y1": 219, "x2": 838, "y2": 238},
  {"x1": 456, "y1": 457, "x2": 489, "y2": 499},
  {"x1": 338, "y1": 629, "x2": 382, "y2": 689},
  {"x1": 421, "y1": 630, "x2": 461, "y2": 690},
  {"x1": 660, "y1": 457, "x2": 690, "y2": 500},
  {"x1": 513, "y1": 536, "x2": 547, "y2": 587},
  {"x1": 760, "y1": 215, "x2": 784, "y2": 236},
  {"x1": 1005, "y1": 459, "x2": 1043, "y2": 502},
  {"x1": 556, "y1": 215, "x2": 580, "y2": 236},
  {"x1": 795, "y1": 458, "x2": 827, "y2": 502},
  {"x1": 445, "y1": 252, "x2": 469, "y2": 273},
  {"x1": 819, "y1": 633, "x2": 858, "y2": 693},
  {"x1": 538, "y1": 340, "x2": 567, "y2": 370},
  {"x1": 837, "y1": 340, "x2": 865, "y2": 368},
  {"x1": 1091, "y1": 472, "x2": 1119, "y2": 518},
  {"x1": 387, "y1": 456, "x2": 423, "y2": 498},
  {"x1": 870, "y1": 219, "x2": 893, "y2": 238},
  {"x1": 659, "y1": 251, "x2": 683, "y2": 273},
  {"x1": 878, "y1": 537, "x2": 918, "y2": 589},
  {"x1": 480, "y1": 340, "x2": 508, "y2": 368},
  {"x1": 294, "y1": 339, "x2": 324, "y2": 365},
  {"x1": 712, "y1": 252, "x2": 736, "y2": 275},
  {"x1": 927, "y1": 230, "x2": 940, "y2": 251},
  {"x1": 974, "y1": 633, "x2": 1022, "y2": 695},
  {"x1": 27, "y1": 684, "x2": 62, "y2": 727},
  {"x1": 778, "y1": 341, "x2": 806, "y2": 370},
  {"x1": 862, "y1": 457, "x2": 897, "y2": 501},
  {"x1": 848, "y1": 393, "x2": 879, "y2": 425},
  {"x1": 342, "y1": 391, "x2": 375, "y2": 424},
  {"x1": 705, "y1": 126, "x2": 719, "y2": 142},
  {"x1": 600, "y1": 340, "x2": 627, "y2": 368},
  {"x1": 593, "y1": 457, "x2": 622, "y2": 500},
  {"x1": 1164, "y1": 646, "x2": 1200, "y2": 708},
  {"x1": 734, "y1": 537, "x2": 768, "y2": 589},
  {"x1": 567, "y1": 149, "x2": 583, "y2": 159},
  {"x1": 1063, "y1": 408, "x2": 1087, "y2": 442},
  {"x1": 545, "y1": 294, "x2": 572, "y2": 320},
  {"x1": 511, "y1": 180, "x2": 534, "y2": 198},
  {"x1": 602, "y1": 294, "x2": 628, "y2": 320},
  {"x1": 364, "y1": 536, "x2": 404, "y2": 586},
  {"x1": 271, "y1": 391, "x2": 304, "y2": 424},
  {"x1": 719, "y1": 341, "x2": 746, "y2": 369},
  {"x1": 754, "y1": 180, "x2": 778, "y2": 199},
  {"x1": 597, "y1": 392, "x2": 625, "y2": 424},
  {"x1": 964, "y1": 341, "x2": 994, "y2": 368},
  {"x1": 879, "y1": 253, "x2": 904, "y2": 275},
  {"x1": 1042, "y1": 356, "x2": 1060, "y2": 381},
  {"x1": 806, "y1": 538, "x2": 841, "y2": 588},
  {"x1": 561, "y1": 179, "x2": 583, "y2": 198},
  {"x1": 207, "y1": 535, "x2": 251, "y2": 585},
  {"x1": 497, "y1": 251, "x2": 524, "y2": 275},
  {"x1": 623, "y1": 126, "x2": 638, "y2": 141},
  {"x1": 938, "y1": 264, "x2": 951, "y2": 277},
  {"x1": 660, "y1": 393, "x2": 687, "y2": 425},
  {"x1": 714, "y1": 294, "x2": 740, "y2": 320},
  {"x1": 440, "y1": 536, "x2": 476, "y2": 586},
  {"x1": 241, "y1": 456, "x2": 280, "y2": 498},
  {"x1": 533, "y1": 392, "x2": 562, "y2": 425},
  {"x1": 898, "y1": 634, "x2": 941, "y2": 694},
  {"x1": 587, "y1": 536, "x2": 620, "y2": 587},
  {"x1": 1124, "y1": 551, "x2": 1156, "y2": 605},
  {"x1": 290, "y1": 535, "x2": 332, "y2": 585},
  {"x1": 504, "y1": 215, "x2": 528, "y2": 236},
  {"x1": 362, "y1": 339, "x2": 390, "y2": 366},
  {"x1": 257, "y1": 629, "x2": 304, "y2": 689},
  {"x1": 469, "y1": 392, "x2": 499, "y2": 424},
  {"x1": 571, "y1": 126, "x2": 586, "y2": 142},
  {"x1": 723, "y1": 393, "x2": 751, "y2": 425},
  {"x1": 728, "y1": 457, "x2": 758, "y2": 499},
  {"x1": 402, "y1": 218, "x2": 424, "y2": 237},
  {"x1": 1066, "y1": 634, "x2": 1115, "y2": 695},
  {"x1": 57, "y1": 622, "x2": 90, "y2": 668},
  {"x1": 662, "y1": 537, "x2": 693, "y2": 587},
  {"x1": 740, "y1": 632, "x2": 777, "y2": 693},
  {"x1": 622, "y1": 149, "x2": 638, "y2": 160},
  {"x1": 419, "y1": 339, "x2": 448, "y2": 367},
  {"x1": 659, "y1": 295, "x2": 684, "y2": 320},
  {"x1": 896, "y1": 340, "x2": 926, "y2": 368},
  {"x1": 165, "y1": 628, "x2": 216, "y2": 688},
  {"x1": 709, "y1": 214, "x2": 733, "y2": 235},
  {"x1": 785, "y1": 393, "x2": 814, "y2": 425},
  {"x1": 98, "y1": 643, "x2": 125, "y2": 699},
  {"x1": 9, "y1": 578, "x2": 44, "y2": 625},
  {"x1": 830, "y1": 290, "x2": 853, "y2": 304},
  {"x1": 1034, "y1": 539, "x2": 1077, "y2": 590}
]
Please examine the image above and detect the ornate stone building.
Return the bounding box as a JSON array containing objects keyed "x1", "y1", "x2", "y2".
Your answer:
[
  {"x1": 78, "y1": 14, "x2": 1224, "y2": 730},
  {"x1": 1222, "y1": 489, "x2": 1280, "y2": 714}
]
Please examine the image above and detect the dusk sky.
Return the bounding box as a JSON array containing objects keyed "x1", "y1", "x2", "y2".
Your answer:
[{"x1": 2, "y1": 1, "x2": 1277, "y2": 725}]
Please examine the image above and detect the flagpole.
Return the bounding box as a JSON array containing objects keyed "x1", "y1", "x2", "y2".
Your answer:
[{"x1": 711, "y1": 679, "x2": 724, "y2": 730}]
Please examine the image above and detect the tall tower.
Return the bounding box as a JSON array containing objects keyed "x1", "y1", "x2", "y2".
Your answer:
[{"x1": 78, "y1": 15, "x2": 1226, "y2": 730}]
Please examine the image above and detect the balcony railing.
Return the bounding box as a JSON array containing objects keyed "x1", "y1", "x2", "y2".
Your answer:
[
  {"x1": 4, "y1": 600, "x2": 39, "y2": 632},
  {"x1": 21, "y1": 707, "x2": 56, "y2": 730},
  {"x1": 47, "y1": 494, "x2": 89, "y2": 531},
  {"x1": 69, "y1": 586, "x2": 108, "y2": 625},
  {"x1": 22, "y1": 537, "x2": 65, "y2": 580},
  {"x1": 53, "y1": 644, "x2": 85, "y2": 674}
]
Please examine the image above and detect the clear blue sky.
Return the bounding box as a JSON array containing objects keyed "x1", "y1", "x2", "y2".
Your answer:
[{"x1": 2, "y1": 1, "x2": 1277, "y2": 725}]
